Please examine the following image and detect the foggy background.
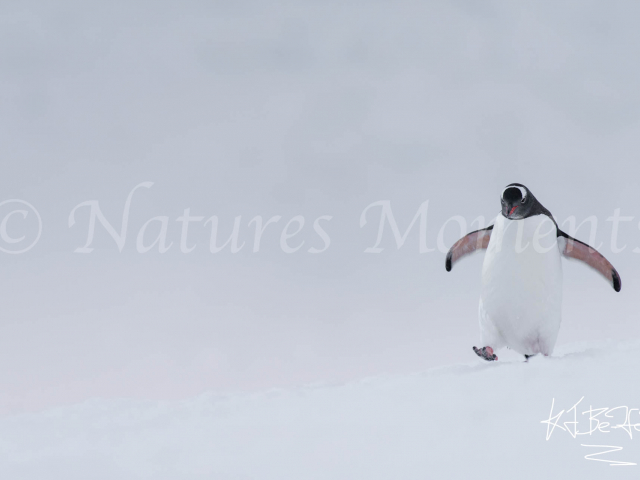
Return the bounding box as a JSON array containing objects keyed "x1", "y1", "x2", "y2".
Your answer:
[{"x1": 1, "y1": 0, "x2": 639, "y2": 414}]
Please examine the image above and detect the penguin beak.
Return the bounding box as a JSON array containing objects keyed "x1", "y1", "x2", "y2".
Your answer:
[{"x1": 508, "y1": 205, "x2": 518, "y2": 218}]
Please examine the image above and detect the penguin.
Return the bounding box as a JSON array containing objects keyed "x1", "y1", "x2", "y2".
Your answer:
[{"x1": 445, "y1": 183, "x2": 621, "y2": 362}]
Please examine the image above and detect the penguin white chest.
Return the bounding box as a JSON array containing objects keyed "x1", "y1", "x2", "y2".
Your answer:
[{"x1": 479, "y1": 214, "x2": 563, "y2": 355}]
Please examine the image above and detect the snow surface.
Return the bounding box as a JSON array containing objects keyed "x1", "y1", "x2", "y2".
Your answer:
[{"x1": 2, "y1": 341, "x2": 640, "y2": 480}]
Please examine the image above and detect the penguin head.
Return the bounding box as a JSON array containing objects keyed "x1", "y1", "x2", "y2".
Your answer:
[{"x1": 501, "y1": 183, "x2": 534, "y2": 220}]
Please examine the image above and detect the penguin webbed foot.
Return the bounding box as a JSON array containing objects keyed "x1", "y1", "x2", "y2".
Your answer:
[
  {"x1": 473, "y1": 346, "x2": 498, "y2": 362},
  {"x1": 524, "y1": 353, "x2": 548, "y2": 362}
]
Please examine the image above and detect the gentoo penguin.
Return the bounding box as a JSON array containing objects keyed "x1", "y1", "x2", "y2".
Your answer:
[{"x1": 445, "y1": 183, "x2": 621, "y2": 361}]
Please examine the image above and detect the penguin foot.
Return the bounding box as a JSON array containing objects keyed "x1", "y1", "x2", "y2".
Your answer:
[{"x1": 473, "y1": 346, "x2": 498, "y2": 361}]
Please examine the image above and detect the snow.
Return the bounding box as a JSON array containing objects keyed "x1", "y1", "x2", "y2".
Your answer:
[{"x1": 2, "y1": 341, "x2": 640, "y2": 479}]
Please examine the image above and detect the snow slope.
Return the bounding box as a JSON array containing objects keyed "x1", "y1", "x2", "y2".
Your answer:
[{"x1": 2, "y1": 341, "x2": 640, "y2": 480}]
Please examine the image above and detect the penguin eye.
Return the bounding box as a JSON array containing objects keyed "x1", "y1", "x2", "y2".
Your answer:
[{"x1": 521, "y1": 197, "x2": 526, "y2": 204}]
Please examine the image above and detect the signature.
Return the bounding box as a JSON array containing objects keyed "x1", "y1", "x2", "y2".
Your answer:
[{"x1": 541, "y1": 397, "x2": 640, "y2": 466}]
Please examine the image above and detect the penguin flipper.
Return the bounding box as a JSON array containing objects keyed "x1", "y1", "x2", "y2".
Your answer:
[
  {"x1": 445, "y1": 225, "x2": 493, "y2": 271},
  {"x1": 557, "y1": 230, "x2": 621, "y2": 292}
]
